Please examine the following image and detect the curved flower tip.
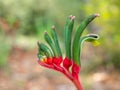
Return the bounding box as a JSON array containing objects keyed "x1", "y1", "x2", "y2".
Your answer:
[
  {"x1": 69, "y1": 15, "x2": 75, "y2": 20},
  {"x1": 86, "y1": 34, "x2": 100, "y2": 46},
  {"x1": 87, "y1": 34, "x2": 99, "y2": 39},
  {"x1": 94, "y1": 13, "x2": 100, "y2": 17},
  {"x1": 44, "y1": 31, "x2": 48, "y2": 34},
  {"x1": 51, "y1": 25, "x2": 55, "y2": 30},
  {"x1": 69, "y1": 15, "x2": 73, "y2": 18},
  {"x1": 37, "y1": 41, "x2": 40, "y2": 47}
]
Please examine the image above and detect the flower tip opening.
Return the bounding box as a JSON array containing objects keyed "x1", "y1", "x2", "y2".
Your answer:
[
  {"x1": 44, "y1": 31, "x2": 48, "y2": 35},
  {"x1": 69, "y1": 15, "x2": 73, "y2": 18},
  {"x1": 94, "y1": 13, "x2": 100, "y2": 17},
  {"x1": 37, "y1": 41, "x2": 40, "y2": 46},
  {"x1": 71, "y1": 16, "x2": 75, "y2": 20},
  {"x1": 51, "y1": 25, "x2": 55, "y2": 30},
  {"x1": 87, "y1": 34, "x2": 99, "y2": 39},
  {"x1": 69, "y1": 15, "x2": 75, "y2": 20}
]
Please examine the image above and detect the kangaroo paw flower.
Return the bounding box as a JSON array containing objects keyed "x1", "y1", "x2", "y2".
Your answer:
[{"x1": 37, "y1": 14, "x2": 100, "y2": 90}]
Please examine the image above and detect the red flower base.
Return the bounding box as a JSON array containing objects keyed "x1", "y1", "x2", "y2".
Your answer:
[{"x1": 38, "y1": 56, "x2": 83, "y2": 90}]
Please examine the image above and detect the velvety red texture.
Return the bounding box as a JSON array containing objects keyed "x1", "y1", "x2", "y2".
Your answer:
[
  {"x1": 38, "y1": 57, "x2": 81, "y2": 81},
  {"x1": 63, "y1": 57, "x2": 72, "y2": 70},
  {"x1": 46, "y1": 57, "x2": 53, "y2": 64},
  {"x1": 52, "y1": 56, "x2": 62, "y2": 65},
  {"x1": 72, "y1": 63, "x2": 80, "y2": 80}
]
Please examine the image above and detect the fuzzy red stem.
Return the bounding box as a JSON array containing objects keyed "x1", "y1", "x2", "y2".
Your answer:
[
  {"x1": 72, "y1": 78, "x2": 83, "y2": 90},
  {"x1": 60, "y1": 67, "x2": 83, "y2": 90},
  {"x1": 53, "y1": 64, "x2": 83, "y2": 90}
]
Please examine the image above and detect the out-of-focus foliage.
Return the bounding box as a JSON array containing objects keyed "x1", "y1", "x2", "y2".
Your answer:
[
  {"x1": 84, "y1": 0, "x2": 120, "y2": 69},
  {"x1": 0, "y1": 0, "x2": 120, "y2": 69},
  {"x1": 0, "y1": 31, "x2": 11, "y2": 67}
]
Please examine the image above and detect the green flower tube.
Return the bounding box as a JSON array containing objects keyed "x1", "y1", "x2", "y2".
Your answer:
[
  {"x1": 44, "y1": 32, "x2": 59, "y2": 57},
  {"x1": 37, "y1": 42, "x2": 53, "y2": 57},
  {"x1": 64, "y1": 15, "x2": 75, "y2": 59},
  {"x1": 51, "y1": 26, "x2": 62, "y2": 57},
  {"x1": 75, "y1": 34, "x2": 99, "y2": 65},
  {"x1": 72, "y1": 14, "x2": 100, "y2": 65}
]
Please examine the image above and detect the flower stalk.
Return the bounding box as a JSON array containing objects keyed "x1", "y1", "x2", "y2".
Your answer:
[{"x1": 37, "y1": 14, "x2": 100, "y2": 90}]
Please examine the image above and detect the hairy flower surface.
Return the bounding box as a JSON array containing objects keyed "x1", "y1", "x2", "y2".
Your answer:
[{"x1": 37, "y1": 14, "x2": 100, "y2": 90}]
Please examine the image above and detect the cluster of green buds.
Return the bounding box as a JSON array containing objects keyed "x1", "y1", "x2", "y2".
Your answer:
[{"x1": 37, "y1": 14, "x2": 100, "y2": 90}]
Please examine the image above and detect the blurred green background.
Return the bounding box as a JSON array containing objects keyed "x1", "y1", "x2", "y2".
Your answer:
[{"x1": 0, "y1": 0, "x2": 120, "y2": 90}]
